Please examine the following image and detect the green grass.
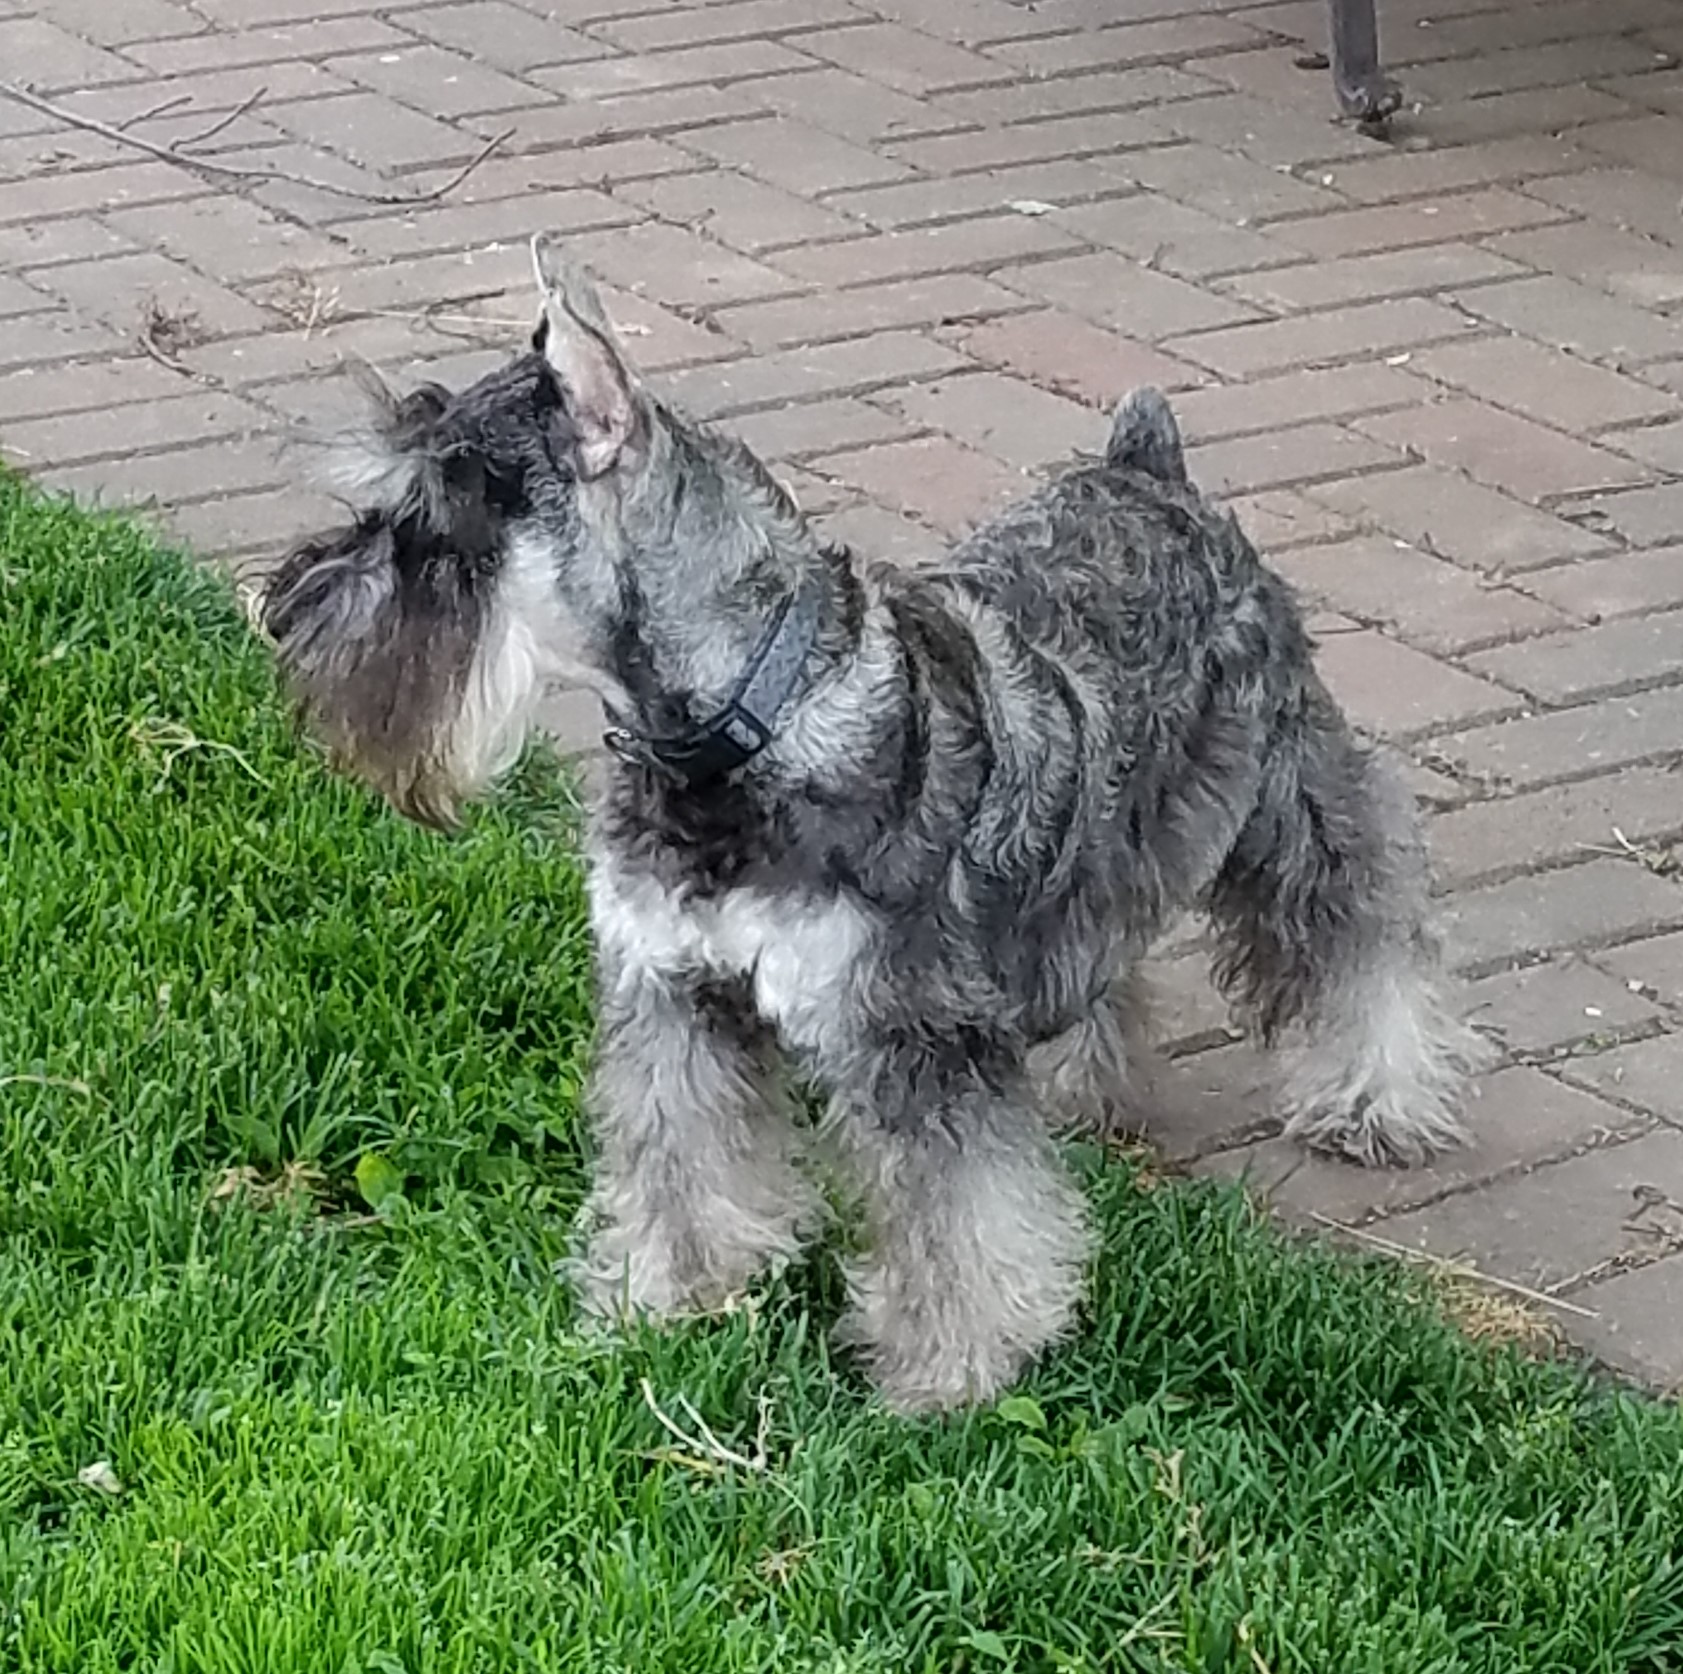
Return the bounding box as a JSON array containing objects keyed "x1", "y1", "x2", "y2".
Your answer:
[{"x1": 2, "y1": 471, "x2": 1681, "y2": 1674}]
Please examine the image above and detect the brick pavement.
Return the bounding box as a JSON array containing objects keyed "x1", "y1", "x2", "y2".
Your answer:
[{"x1": 4, "y1": 0, "x2": 1683, "y2": 1389}]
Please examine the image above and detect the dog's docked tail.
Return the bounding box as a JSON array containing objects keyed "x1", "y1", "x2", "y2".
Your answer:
[{"x1": 1106, "y1": 387, "x2": 1186, "y2": 485}]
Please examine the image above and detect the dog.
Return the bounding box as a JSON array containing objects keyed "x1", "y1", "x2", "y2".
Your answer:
[{"x1": 260, "y1": 234, "x2": 1484, "y2": 1413}]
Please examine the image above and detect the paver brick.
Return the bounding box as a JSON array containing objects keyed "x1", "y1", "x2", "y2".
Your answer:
[
  {"x1": 1148, "y1": 88, "x2": 1387, "y2": 167},
  {"x1": 814, "y1": 498, "x2": 944, "y2": 567},
  {"x1": 38, "y1": 251, "x2": 277, "y2": 340},
  {"x1": 1046, "y1": 191, "x2": 1296, "y2": 282},
  {"x1": 1573, "y1": 1256, "x2": 1683, "y2": 1387},
  {"x1": 712, "y1": 273, "x2": 1027, "y2": 349},
  {"x1": 1172, "y1": 364, "x2": 1422, "y2": 442},
  {"x1": 102, "y1": 196, "x2": 355, "y2": 285},
  {"x1": 811, "y1": 434, "x2": 1027, "y2": 535},
  {"x1": 1518, "y1": 547, "x2": 1683, "y2": 622},
  {"x1": 657, "y1": 330, "x2": 966, "y2": 417},
  {"x1": 1222, "y1": 245, "x2": 1525, "y2": 314},
  {"x1": 1186, "y1": 423, "x2": 1402, "y2": 497},
  {"x1": 1273, "y1": 534, "x2": 1569, "y2": 653},
  {"x1": 1459, "y1": 960, "x2": 1661, "y2": 1053},
  {"x1": 1409, "y1": 31, "x2": 1664, "y2": 101},
  {"x1": 1166, "y1": 299, "x2": 1477, "y2": 378},
  {"x1": 1272, "y1": 186, "x2": 1575, "y2": 259},
  {"x1": 1466, "y1": 609, "x2": 1683, "y2": 703},
  {"x1": 10, "y1": 217, "x2": 139, "y2": 270},
  {"x1": 1456, "y1": 274, "x2": 1683, "y2": 368},
  {"x1": 1605, "y1": 418, "x2": 1683, "y2": 474},
  {"x1": 393, "y1": 2, "x2": 607, "y2": 69},
  {"x1": 1581, "y1": 112, "x2": 1683, "y2": 182},
  {"x1": 1122, "y1": 140, "x2": 1342, "y2": 222},
  {"x1": 468, "y1": 85, "x2": 769, "y2": 155},
  {"x1": 950, "y1": 308, "x2": 1206, "y2": 406},
  {"x1": 989, "y1": 13, "x2": 1265, "y2": 77},
  {"x1": 0, "y1": 16, "x2": 145, "y2": 89},
  {"x1": 326, "y1": 44, "x2": 555, "y2": 118},
  {"x1": 563, "y1": 221, "x2": 799, "y2": 310},
  {"x1": 1375, "y1": 1127, "x2": 1683, "y2": 1291},
  {"x1": 1308, "y1": 464, "x2": 1613, "y2": 574},
  {"x1": 333, "y1": 188, "x2": 634, "y2": 261},
  {"x1": 1583, "y1": 482, "x2": 1683, "y2": 548},
  {"x1": 593, "y1": 0, "x2": 867, "y2": 54},
  {"x1": 731, "y1": 396, "x2": 917, "y2": 462},
  {"x1": 1428, "y1": 768, "x2": 1683, "y2": 888},
  {"x1": 40, "y1": 436, "x2": 289, "y2": 506},
  {"x1": 259, "y1": 91, "x2": 488, "y2": 173},
  {"x1": 772, "y1": 216, "x2": 1083, "y2": 289},
  {"x1": 162, "y1": 484, "x2": 347, "y2": 559},
  {"x1": 1441, "y1": 858, "x2": 1683, "y2": 971},
  {"x1": 122, "y1": 16, "x2": 408, "y2": 73},
  {"x1": 1313, "y1": 627, "x2": 1514, "y2": 738},
  {"x1": 1437, "y1": 685, "x2": 1683, "y2": 789},
  {"x1": 997, "y1": 250, "x2": 1255, "y2": 340},
  {"x1": 799, "y1": 21, "x2": 1013, "y2": 94},
  {"x1": 1316, "y1": 133, "x2": 1593, "y2": 204},
  {"x1": 872, "y1": 370, "x2": 1103, "y2": 470},
  {"x1": 1408, "y1": 336, "x2": 1680, "y2": 435},
  {"x1": 1487, "y1": 220, "x2": 1683, "y2": 310},
  {"x1": 1353, "y1": 399, "x2": 1650, "y2": 504},
  {"x1": 1227, "y1": 489, "x2": 1357, "y2": 551},
  {"x1": 859, "y1": 0, "x2": 1064, "y2": 46},
  {"x1": 680, "y1": 115, "x2": 910, "y2": 195},
  {"x1": 1560, "y1": 1033, "x2": 1683, "y2": 1124},
  {"x1": 1201, "y1": 1067, "x2": 1645, "y2": 1228},
  {"x1": 1412, "y1": 84, "x2": 1638, "y2": 147},
  {"x1": 825, "y1": 162, "x2": 1132, "y2": 232},
  {"x1": 1601, "y1": 931, "x2": 1683, "y2": 1007},
  {"x1": 535, "y1": 39, "x2": 815, "y2": 101},
  {"x1": 0, "y1": 356, "x2": 193, "y2": 424},
  {"x1": 1522, "y1": 166, "x2": 1683, "y2": 251},
  {"x1": 886, "y1": 110, "x2": 1164, "y2": 176},
  {"x1": 2, "y1": 391, "x2": 268, "y2": 469},
  {"x1": 0, "y1": 161, "x2": 209, "y2": 227},
  {"x1": 935, "y1": 64, "x2": 1210, "y2": 126},
  {"x1": 620, "y1": 169, "x2": 860, "y2": 256},
  {"x1": 749, "y1": 67, "x2": 957, "y2": 145}
]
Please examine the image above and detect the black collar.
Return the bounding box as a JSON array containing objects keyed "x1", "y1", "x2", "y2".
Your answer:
[{"x1": 602, "y1": 577, "x2": 825, "y2": 786}]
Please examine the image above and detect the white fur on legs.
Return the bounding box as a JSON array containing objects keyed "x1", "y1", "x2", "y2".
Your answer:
[
  {"x1": 1029, "y1": 972, "x2": 1155, "y2": 1140},
  {"x1": 570, "y1": 969, "x2": 823, "y2": 1320},
  {"x1": 1276, "y1": 941, "x2": 1489, "y2": 1167},
  {"x1": 834, "y1": 1096, "x2": 1093, "y2": 1414}
]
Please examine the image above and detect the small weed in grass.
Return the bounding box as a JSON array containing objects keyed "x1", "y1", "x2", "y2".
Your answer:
[{"x1": 2, "y1": 473, "x2": 1682, "y2": 1672}]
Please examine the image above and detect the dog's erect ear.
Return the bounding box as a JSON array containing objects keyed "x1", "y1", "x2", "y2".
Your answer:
[{"x1": 530, "y1": 234, "x2": 641, "y2": 480}]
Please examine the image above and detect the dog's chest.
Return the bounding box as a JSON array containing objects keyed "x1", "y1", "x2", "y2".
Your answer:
[{"x1": 591, "y1": 865, "x2": 870, "y2": 1061}]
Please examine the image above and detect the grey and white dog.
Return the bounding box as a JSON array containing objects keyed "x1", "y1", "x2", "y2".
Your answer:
[{"x1": 261, "y1": 236, "x2": 1483, "y2": 1413}]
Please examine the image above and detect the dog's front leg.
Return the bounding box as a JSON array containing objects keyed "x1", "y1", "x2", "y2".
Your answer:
[
  {"x1": 570, "y1": 958, "x2": 822, "y2": 1321},
  {"x1": 830, "y1": 1040, "x2": 1094, "y2": 1414}
]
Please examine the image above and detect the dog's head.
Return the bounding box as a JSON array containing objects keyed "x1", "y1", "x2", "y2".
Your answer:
[{"x1": 263, "y1": 237, "x2": 818, "y2": 828}]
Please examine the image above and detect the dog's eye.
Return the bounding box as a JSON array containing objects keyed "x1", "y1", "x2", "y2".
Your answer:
[{"x1": 531, "y1": 313, "x2": 550, "y2": 353}]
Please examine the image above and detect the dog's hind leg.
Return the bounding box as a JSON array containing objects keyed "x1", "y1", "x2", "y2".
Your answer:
[
  {"x1": 1029, "y1": 969, "x2": 1156, "y2": 1141},
  {"x1": 571, "y1": 959, "x2": 822, "y2": 1320},
  {"x1": 1206, "y1": 685, "x2": 1486, "y2": 1167},
  {"x1": 830, "y1": 1039, "x2": 1093, "y2": 1413}
]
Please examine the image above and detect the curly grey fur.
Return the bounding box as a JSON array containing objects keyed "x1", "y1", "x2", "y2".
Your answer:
[{"x1": 259, "y1": 243, "x2": 1483, "y2": 1413}]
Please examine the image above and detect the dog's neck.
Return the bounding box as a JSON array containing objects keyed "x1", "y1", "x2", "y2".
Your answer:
[{"x1": 572, "y1": 429, "x2": 831, "y2": 773}]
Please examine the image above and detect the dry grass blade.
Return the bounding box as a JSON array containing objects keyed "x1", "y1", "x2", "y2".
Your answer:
[
  {"x1": 639, "y1": 1377, "x2": 768, "y2": 1473},
  {"x1": 1307, "y1": 1211, "x2": 1598, "y2": 1319}
]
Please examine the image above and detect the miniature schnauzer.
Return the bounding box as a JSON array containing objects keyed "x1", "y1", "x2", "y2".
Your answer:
[{"x1": 260, "y1": 235, "x2": 1483, "y2": 1413}]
